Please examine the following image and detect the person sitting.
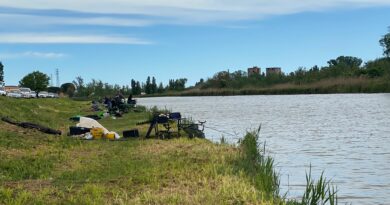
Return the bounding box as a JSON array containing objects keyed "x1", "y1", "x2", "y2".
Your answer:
[{"x1": 128, "y1": 94, "x2": 135, "y2": 105}]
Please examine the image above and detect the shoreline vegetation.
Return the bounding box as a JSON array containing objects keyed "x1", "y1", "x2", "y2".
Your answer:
[
  {"x1": 142, "y1": 76, "x2": 390, "y2": 97},
  {"x1": 0, "y1": 97, "x2": 338, "y2": 204},
  {"x1": 65, "y1": 56, "x2": 389, "y2": 99}
]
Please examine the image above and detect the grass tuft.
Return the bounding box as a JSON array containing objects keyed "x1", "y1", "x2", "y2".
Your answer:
[
  {"x1": 301, "y1": 166, "x2": 338, "y2": 205},
  {"x1": 236, "y1": 126, "x2": 280, "y2": 200}
]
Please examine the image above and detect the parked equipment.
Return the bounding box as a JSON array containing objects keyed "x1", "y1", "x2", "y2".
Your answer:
[
  {"x1": 69, "y1": 126, "x2": 91, "y2": 135},
  {"x1": 123, "y1": 129, "x2": 139, "y2": 138},
  {"x1": 144, "y1": 112, "x2": 205, "y2": 139},
  {"x1": 2, "y1": 117, "x2": 62, "y2": 135}
]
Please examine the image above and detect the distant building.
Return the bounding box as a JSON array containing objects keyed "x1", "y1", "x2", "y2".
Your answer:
[
  {"x1": 4, "y1": 85, "x2": 19, "y2": 91},
  {"x1": 266, "y1": 67, "x2": 282, "y2": 76},
  {"x1": 247, "y1": 66, "x2": 261, "y2": 76}
]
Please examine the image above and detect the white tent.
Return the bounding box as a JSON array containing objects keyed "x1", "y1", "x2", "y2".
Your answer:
[{"x1": 77, "y1": 117, "x2": 109, "y2": 134}]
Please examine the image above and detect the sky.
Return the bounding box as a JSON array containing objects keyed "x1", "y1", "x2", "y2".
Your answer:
[{"x1": 0, "y1": 0, "x2": 390, "y2": 86}]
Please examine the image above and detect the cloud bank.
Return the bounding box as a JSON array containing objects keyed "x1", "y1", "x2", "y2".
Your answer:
[
  {"x1": 1, "y1": 0, "x2": 390, "y2": 22},
  {"x1": 1, "y1": 1, "x2": 389, "y2": 44},
  {"x1": 0, "y1": 33, "x2": 152, "y2": 44},
  {"x1": 0, "y1": 51, "x2": 67, "y2": 59}
]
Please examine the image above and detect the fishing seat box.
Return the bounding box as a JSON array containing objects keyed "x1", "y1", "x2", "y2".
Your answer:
[
  {"x1": 69, "y1": 126, "x2": 91, "y2": 135},
  {"x1": 169, "y1": 112, "x2": 181, "y2": 120},
  {"x1": 91, "y1": 127, "x2": 104, "y2": 139},
  {"x1": 123, "y1": 129, "x2": 139, "y2": 138}
]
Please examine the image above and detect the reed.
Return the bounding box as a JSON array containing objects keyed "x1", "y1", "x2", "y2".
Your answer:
[
  {"x1": 301, "y1": 166, "x2": 338, "y2": 205},
  {"x1": 236, "y1": 126, "x2": 280, "y2": 200}
]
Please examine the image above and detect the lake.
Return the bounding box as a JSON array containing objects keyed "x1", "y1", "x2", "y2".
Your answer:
[{"x1": 137, "y1": 94, "x2": 390, "y2": 205}]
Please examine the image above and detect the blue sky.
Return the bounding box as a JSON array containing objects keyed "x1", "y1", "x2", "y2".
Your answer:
[{"x1": 0, "y1": 1, "x2": 390, "y2": 86}]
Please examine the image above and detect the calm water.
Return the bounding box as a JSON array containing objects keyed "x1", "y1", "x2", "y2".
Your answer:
[{"x1": 137, "y1": 94, "x2": 390, "y2": 205}]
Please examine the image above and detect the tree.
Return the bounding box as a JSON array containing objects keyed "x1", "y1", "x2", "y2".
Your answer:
[
  {"x1": 327, "y1": 56, "x2": 362, "y2": 68},
  {"x1": 19, "y1": 71, "x2": 50, "y2": 93},
  {"x1": 364, "y1": 58, "x2": 390, "y2": 78},
  {"x1": 131, "y1": 79, "x2": 142, "y2": 95},
  {"x1": 60, "y1": 83, "x2": 76, "y2": 97},
  {"x1": 151, "y1": 77, "x2": 157, "y2": 94},
  {"x1": 157, "y1": 82, "x2": 164, "y2": 93},
  {"x1": 0, "y1": 62, "x2": 4, "y2": 84},
  {"x1": 72, "y1": 76, "x2": 85, "y2": 96},
  {"x1": 145, "y1": 76, "x2": 151, "y2": 94},
  {"x1": 380, "y1": 27, "x2": 390, "y2": 58},
  {"x1": 326, "y1": 56, "x2": 362, "y2": 77}
]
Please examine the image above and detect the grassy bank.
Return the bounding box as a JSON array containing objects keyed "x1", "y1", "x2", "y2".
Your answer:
[
  {"x1": 143, "y1": 77, "x2": 390, "y2": 97},
  {"x1": 0, "y1": 97, "x2": 336, "y2": 204}
]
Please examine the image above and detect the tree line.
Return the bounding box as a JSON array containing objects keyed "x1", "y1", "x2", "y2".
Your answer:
[{"x1": 196, "y1": 28, "x2": 390, "y2": 90}]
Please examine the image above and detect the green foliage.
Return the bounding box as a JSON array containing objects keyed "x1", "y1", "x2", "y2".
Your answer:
[
  {"x1": 144, "y1": 76, "x2": 158, "y2": 94},
  {"x1": 237, "y1": 127, "x2": 280, "y2": 199},
  {"x1": 301, "y1": 167, "x2": 338, "y2": 205},
  {"x1": 194, "y1": 54, "x2": 389, "y2": 95},
  {"x1": 131, "y1": 79, "x2": 142, "y2": 95},
  {"x1": 19, "y1": 71, "x2": 50, "y2": 93},
  {"x1": 327, "y1": 56, "x2": 362, "y2": 68},
  {"x1": 365, "y1": 58, "x2": 390, "y2": 78},
  {"x1": 60, "y1": 82, "x2": 76, "y2": 97},
  {"x1": 72, "y1": 76, "x2": 131, "y2": 98},
  {"x1": 157, "y1": 82, "x2": 165, "y2": 93},
  {"x1": 168, "y1": 78, "x2": 187, "y2": 91},
  {"x1": 380, "y1": 27, "x2": 390, "y2": 57},
  {"x1": 72, "y1": 76, "x2": 85, "y2": 95},
  {"x1": 0, "y1": 61, "x2": 4, "y2": 83}
]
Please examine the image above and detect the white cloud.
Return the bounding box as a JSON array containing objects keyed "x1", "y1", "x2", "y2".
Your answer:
[
  {"x1": 0, "y1": 33, "x2": 152, "y2": 44},
  {"x1": 0, "y1": 51, "x2": 67, "y2": 59},
  {"x1": 0, "y1": 0, "x2": 390, "y2": 23},
  {"x1": 0, "y1": 14, "x2": 153, "y2": 27}
]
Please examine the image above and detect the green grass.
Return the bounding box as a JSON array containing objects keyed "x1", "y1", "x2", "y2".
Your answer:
[{"x1": 0, "y1": 96, "x2": 338, "y2": 204}]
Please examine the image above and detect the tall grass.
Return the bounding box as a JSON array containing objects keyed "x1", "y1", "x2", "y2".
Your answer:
[
  {"x1": 301, "y1": 166, "x2": 338, "y2": 205},
  {"x1": 237, "y1": 126, "x2": 280, "y2": 200},
  {"x1": 237, "y1": 127, "x2": 339, "y2": 205}
]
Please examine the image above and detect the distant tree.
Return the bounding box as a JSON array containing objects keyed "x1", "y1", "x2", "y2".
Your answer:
[
  {"x1": 72, "y1": 76, "x2": 85, "y2": 96},
  {"x1": 364, "y1": 58, "x2": 390, "y2": 78},
  {"x1": 0, "y1": 62, "x2": 4, "y2": 84},
  {"x1": 380, "y1": 27, "x2": 390, "y2": 58},
  {"x1": 167, "y1": 78, "x2": 187, "y2": 90},
  {"x1": 60, "y1": 83, "x2": 76, "y2": 97},
  {"x1": 293, "y1": 67, "x2": 306, "y2": 85},
  {"x1": 327, "y1": 56, "x2": 362, "y2": 68},
  {"x1": 131, "y1": 79, "x2": 142, "y2": 95},
  {"x1": 73, "y1": 76, "x2": 84, "y2": 91},
  {"x1": 19, "y1": 71, "x2": 50, "y2": 93},
  {"x1": 175, "y1": 78, "x2": 187, "y2": 90},
  {"x1": 157, "y1": 82, "x2": 164, "y2": 93},
  {"x1": 195, "y1": 78, "x2": 204, "y2": 86},
  {"x1": 145, "y1": 76, "x2": 151, "y2": 94},
  {"x1": 327, "y1": 56, "x2": 363, "y2": 77},
  {"x1": 136, "y1": 81, "x2": 141, "y2": 94},
  {"x1": 311, "y1": 65, "x2": 320, "y2": 72},
  {"x1": 151, "y1": 77, "x2": 157, "y2": 94},
  {"x1": 131, "y1": 79, "x2": 136, "y2": 93}
]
